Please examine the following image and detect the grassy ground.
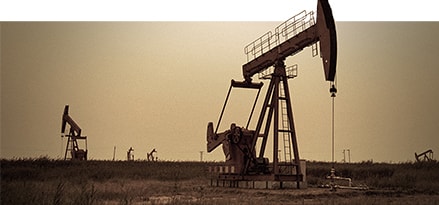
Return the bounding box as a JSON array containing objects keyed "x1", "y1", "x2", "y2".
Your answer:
[{"x1": 1, "y1": 158, "x2": 438, "y2": 204}]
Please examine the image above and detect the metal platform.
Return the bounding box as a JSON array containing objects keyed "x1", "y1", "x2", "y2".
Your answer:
[{"x1": 209, "y1": 160, "x2": 307, "y2": 189}]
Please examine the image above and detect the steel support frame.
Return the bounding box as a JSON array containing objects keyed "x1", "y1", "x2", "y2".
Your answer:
[
  {"x1": 245, "y1": 60, "x2": 302, "y2": 188},
  {"x1": 64, "y1": 130, "x2": 87, "y2": 160}
]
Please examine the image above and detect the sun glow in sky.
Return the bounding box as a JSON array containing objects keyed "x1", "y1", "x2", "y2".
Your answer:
[{"x1": 1, "y1": 1, "x2": 439, "y2": 162}]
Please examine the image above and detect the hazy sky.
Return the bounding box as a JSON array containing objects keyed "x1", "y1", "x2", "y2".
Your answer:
[
  {"x1": 1, "y1": 21, "x2": 439, "y2": 162},
  {"x1": 1, "y1": 0, "x2": 438, "y2": 21}
]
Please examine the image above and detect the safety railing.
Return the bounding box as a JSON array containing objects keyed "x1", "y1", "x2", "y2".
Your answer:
[
  {"x1": 258, "y1": 64, "x2": 298, "y2": 80},
  {"x1": 244, "y1": 31, "x2": 274, "y2": 62},
  {"x1": 275, "y1": 10, "x2": 315, "y2": 46},
  {"x1": 286, "y1": 64, "x2": 298, "y2": 78},
  {"x1": 244, "y1": 10, "x2": 316, "y2": 62}
]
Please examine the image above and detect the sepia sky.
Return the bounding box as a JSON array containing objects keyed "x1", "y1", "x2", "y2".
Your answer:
[{"x1": 1, "y1": 2, "x2": 439, "y2": 163}]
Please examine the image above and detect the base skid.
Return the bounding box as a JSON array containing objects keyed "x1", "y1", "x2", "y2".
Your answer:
[
  {"x1": 210, "y1": 176, "x2": 307, "y2": 189},
  {"x1": 208, "y1": 160, "x2": 307, "y2": 189}
]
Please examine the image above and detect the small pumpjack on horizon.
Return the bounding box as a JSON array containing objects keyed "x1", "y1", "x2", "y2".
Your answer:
[
  {"x1": 206, "y1": 0, "x2": 337, "y2": 189},
  {"x1": 61, "y1": 105, "x2": 88, "y2": 160},
  {"x1": 147, "y1": 148, "x2": 157, "y2": 162},
  {"x1": 415, "y1": 149, "x2": 434, "y2": 162},
  {"x1": 127, "y1": 147, "x2": 134, "y2": 161}
]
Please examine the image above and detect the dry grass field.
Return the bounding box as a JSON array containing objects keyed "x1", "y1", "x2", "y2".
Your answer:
[{"x1": 1, "y1": 158, "x2": 439, "y2": 204}]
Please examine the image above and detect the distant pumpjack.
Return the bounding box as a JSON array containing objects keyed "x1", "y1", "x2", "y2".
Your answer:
[
  {"x1": 147, "y1": 148, "x2": 157, "y2": 162},
  {"x1": 61, "y1": 105, "x2": 88, "y2": 160},
  {"x1": 127, "y1": 147, "x2": 134, "y2": 161},
  {"x1": 415, "y1": 149, "x2": 434, "y2": 162},
  {"x1": 207, "y1": 0, "x2": 337, "y2": 189}
]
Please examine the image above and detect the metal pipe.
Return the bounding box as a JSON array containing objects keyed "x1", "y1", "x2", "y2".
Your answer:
[
  {"x1": 332, "y1": 95, "x2": 335, "y2": 167},
  {"x1": 246, "y1": 87, "x2": 262, "y2": 129},
  {"x1": 215, "y1": 82, "x2": 233, "y2": 134}
]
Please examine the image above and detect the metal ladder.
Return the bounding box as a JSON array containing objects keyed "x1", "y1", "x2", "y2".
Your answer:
[
  {"x1": 279, "y1": 82, "x2": 293, "y2": 164},
  {"x1": 312, "y1": 42, "x2": 319, "y2": 57},
  {"x1": 64, "y1": 135, "x2": 74, "y2": 160},
  {"x1": 64, "y1": 134, "x2": 81, "y2": 160}
]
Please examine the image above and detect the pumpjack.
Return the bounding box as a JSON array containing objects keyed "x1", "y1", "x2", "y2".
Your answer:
[
  {"x1": 415, "y1": 149, "x2": 434, "y2": 162},
  {"x1": 207, "y1": 0, "x2": 337, "y2": 189},
  {"x1": 127, "y1": 147, "x2": 134, "y2": 161},
  {"x1": 61, "y1": 105, "x2": 88, "y2": 160},
  {"x1": 147, "y1": 148, "x2": 157, "y2": 161}
]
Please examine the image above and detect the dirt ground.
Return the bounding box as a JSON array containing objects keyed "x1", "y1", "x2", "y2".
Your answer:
[{"x1": 99, "y1": 179, "x2": 439, "y2": 205}]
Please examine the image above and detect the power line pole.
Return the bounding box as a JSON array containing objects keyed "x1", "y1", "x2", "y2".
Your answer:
[
  {"x1": 342, "y1": 149, "x2": 346, "y2": 163},
  {"x1": 347, "y1": 149, "x2": 351, "y2": 163},
  {"x1": 113, "y1": 146, "x2": 116, "y2": 161},
  {"x1": 199, "y1": 151, "x2": 204, "y2": 162}
]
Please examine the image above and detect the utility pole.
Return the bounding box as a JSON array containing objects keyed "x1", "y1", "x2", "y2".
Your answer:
[
  {"x1": 342, "y1": 149, "x2": 346, "y2": 163},
  {"x1": 113, "y1": 146, "x2": 116, "y2": 161},
  {"x1": 199, "y1": 151, "x2": 204, "y2": 162},
  {"x1": 347, "y1": 149, "x2": 351, "y2": 163}
]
